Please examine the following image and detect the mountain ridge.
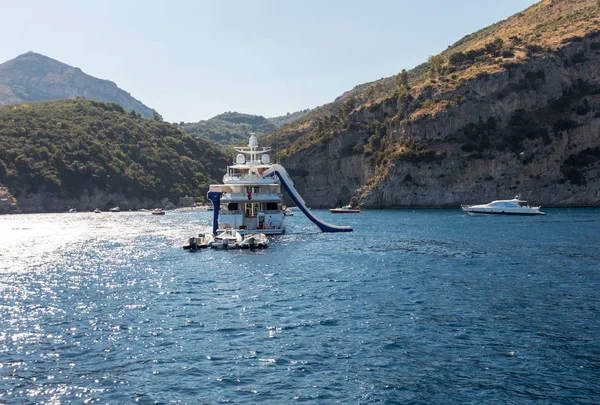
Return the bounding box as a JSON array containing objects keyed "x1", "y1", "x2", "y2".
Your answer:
[{"x1": 0, "y1": 52, "x2": 159, "y2": 119}]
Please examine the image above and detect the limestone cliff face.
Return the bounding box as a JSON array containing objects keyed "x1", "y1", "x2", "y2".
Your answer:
[
  {"x1": 280, "y1": 36, "x2": 600, "y2": 208},
  {"x1": 0, "y1": 52, "x2": 158, "y2": 119}
]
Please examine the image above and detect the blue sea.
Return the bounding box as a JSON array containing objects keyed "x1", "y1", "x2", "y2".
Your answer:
[{"x1": 1, "y1": 208, "x2": 599, "y2": 404}]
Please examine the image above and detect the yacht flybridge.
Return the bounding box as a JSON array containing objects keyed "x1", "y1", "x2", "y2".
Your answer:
[{"x1": 206, "y1": 135, "x2": 353, "y2": 235}]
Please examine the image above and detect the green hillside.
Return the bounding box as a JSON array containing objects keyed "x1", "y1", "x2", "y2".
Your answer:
[
  {"x1": 0, "y1": 98, "x2": 228, "y2": 206},
  {"x1": 267, "y1": 109, "x2": 310, "y2": 128},
  {"x1": 180, "y1": 112, "x2": 277, "y2": 148},
  {"x1": 180, "y1": 109, "x2": 311, "y2": 149}
]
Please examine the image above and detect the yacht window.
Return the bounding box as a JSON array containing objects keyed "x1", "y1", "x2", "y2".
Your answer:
[
  {"x1": 253, "y1": 186, "x2": 260, "y2": 193},
  {"x1": 228, "y1": 202, "x2": 238, "y2": 210},
  {"x1": 265, "y1": 202, "x2": 278, "y2": 210}
]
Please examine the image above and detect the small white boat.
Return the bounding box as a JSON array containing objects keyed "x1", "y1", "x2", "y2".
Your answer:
[
  {"x1": 212, "y1": 229, "x2": 244, "y2": 248},
  {"x1": 151, "y1": 208, "x2": 165, "y2": 215},
  {"x1": 182, "y1": 233, "x2": 214, "y2": 251},
  {"x1": 461, "y1": 195, "x2": 545, "y2": 216},
  {"x1": 239, "y1": 233, "x2": 269, "y2": 249},
  {"x1": 330, "y1": 205, "x2": 360, "y2": 214},
  {"x1": 94, "y1": 208, "x2": 101, "y2": 213},
  {"x1": 109, "y1": 207, "x2": 120, "y2": 212},
  {"x1": 283, "y1": 207, "x2": 294, "y2": 216}
]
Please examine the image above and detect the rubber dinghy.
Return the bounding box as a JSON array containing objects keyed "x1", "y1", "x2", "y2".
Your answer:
[{"x1": 262, "y1": 164, "x2": 353, "y2": 233}]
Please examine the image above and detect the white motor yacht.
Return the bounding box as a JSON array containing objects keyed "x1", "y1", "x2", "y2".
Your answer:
[
  {"x1": 207, "y1": 134, "x2": 286, "y2": 235},
  {"x1": 330, "y1": 205, "x2": 360, "y2": 214},
  {"x1": 461, "y1": 195, "x2": 545, "y2": 216},
  {"x1": 204, "y1": 134, "x2": 353, "y2": 238}
]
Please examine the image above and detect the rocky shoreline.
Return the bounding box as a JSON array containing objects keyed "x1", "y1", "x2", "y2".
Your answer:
[{"x1": 0, "y1": 187, "x2": 200, "y2": 214}]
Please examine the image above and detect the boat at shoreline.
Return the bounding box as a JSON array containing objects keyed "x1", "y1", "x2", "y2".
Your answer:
[
  {"x1": 461, "y1": 195, "x2": 546, "y2": 216},
  {"x1": 151, "y1": 208, "x2": 165, "y2": 215},
  {"x1": 330, "y1": 205, "x2": 360, "y2": 214}
]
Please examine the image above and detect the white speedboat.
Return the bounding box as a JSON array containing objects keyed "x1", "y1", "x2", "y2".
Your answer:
[
  {"x1": 461, "y1": 195, "x2": 545, "y2": 216},
  {"x1": 212, "y1": 229, "x2": 244, "y2": 248},
  {"x1": 330, "y1": 205, "x2": 360, "y2": 214}
]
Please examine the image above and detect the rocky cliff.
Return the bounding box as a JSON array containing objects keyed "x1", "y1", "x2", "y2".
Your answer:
[
  {"x1": 0, "y1": 52, "x2": 158, "y2": 119},
  {"x1": 269, "y1": 0, "x2": 600, "y2": 208}
]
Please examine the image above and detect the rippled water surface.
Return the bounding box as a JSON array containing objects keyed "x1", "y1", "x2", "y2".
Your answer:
[{"x1": 1, "y1": 209, "x2": 599, "y2": 404}]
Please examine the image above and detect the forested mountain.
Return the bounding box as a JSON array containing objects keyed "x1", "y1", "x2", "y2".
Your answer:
[
  {"x1": 0, "y1": 52, "x2": 159, "y2": 119},
  {"x1": 267, "y1": 109, "x2": 311, "y2": 128},
  {"x1": 0, "y1": 98, "x2": 228, "y2": 213},
  {"x1": 262, "y1": 0, "x2": 600, "y2": 208},
  {"x1": 180, "y1": 112, "x2": 276, "y2": 148},
  {"x1": 180, "y1": 109, "x2": 311, "y2": 148}
]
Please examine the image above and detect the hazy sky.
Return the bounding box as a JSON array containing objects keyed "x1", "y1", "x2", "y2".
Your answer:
[{"x1": 1, "y1": 0, "x2": 538, "y2": 122}]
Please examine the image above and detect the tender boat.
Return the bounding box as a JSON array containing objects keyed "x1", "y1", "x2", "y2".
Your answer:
[
  {"x1": 239, "y1": 233, "x2": 269, "y2": 249},
  {"x1": 207, "y1": 134, "x2": 286, "y2": 235},
  {"x1": 212, "y1": 229, "x2": 244, "y2": 249},
  {"x1": 461, "y1": 195, "x2": 545, "y2": 216},
  {"x1": 109, "y1": 207, "x2": 120, "y2": 212},
  {"x1": 182, "y1": 233, "x2": 214, "y2": 251},
  {"x1": 330, "y1": 205, "x2": 360, "y2": 214},
  {"x1": 94, "y1": 208, "x2": 101, "y2": 213},
  {"x1": 151, "y1": 208, "x2": 166, "y2": 215}
]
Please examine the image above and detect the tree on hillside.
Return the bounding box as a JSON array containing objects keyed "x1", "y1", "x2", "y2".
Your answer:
[
  {"x1": 395, "y1": 69, "x2": 410, "y2": 93},
  {"x1": 428, "y1": 54, "x2": 444, "y2": 78},
  {"x1": 395, "y1": 69, "x2": 411, "y2": 104}
]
